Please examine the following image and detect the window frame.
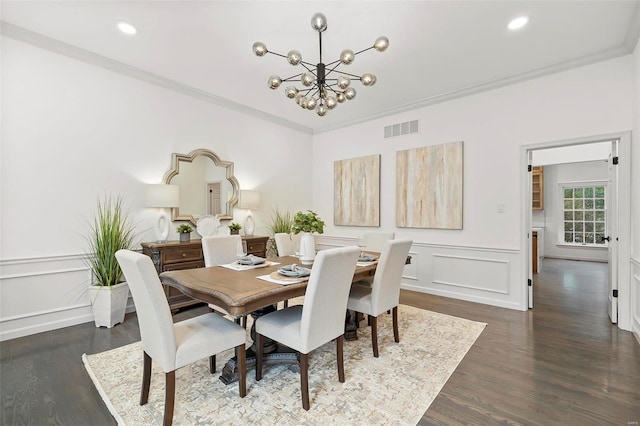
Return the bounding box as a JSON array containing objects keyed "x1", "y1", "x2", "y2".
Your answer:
[{"x1": 557, "y1": 180, "x2": 607, "y2": 248}]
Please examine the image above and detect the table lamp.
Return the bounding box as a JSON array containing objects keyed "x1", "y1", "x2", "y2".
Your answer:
[
  {"x1": 145, "y1": 184, "x2": 179, "y2": 242},
  {"x1": 239, "y1": 190, "x2": 261, "y2": 237}
]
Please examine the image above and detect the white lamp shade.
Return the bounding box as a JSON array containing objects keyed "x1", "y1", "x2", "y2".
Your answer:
[
  {"x1": 145, "y1": 184, "x2": 179, "y2": 208},
  {"x1": 238, "y1": 190, "x2": 261, "y2": 210}
]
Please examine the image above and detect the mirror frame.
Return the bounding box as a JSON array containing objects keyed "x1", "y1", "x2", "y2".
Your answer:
[{"x1": 162, "y1": 148, "x2": 239, "y2": 224}]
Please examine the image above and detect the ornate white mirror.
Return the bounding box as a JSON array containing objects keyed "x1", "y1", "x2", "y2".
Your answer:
[{"x1": 162, "y1": 149, "x2": 239, "y2": 224}]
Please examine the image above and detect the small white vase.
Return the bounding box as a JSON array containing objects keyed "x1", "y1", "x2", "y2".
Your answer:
[
  {"x1": 88, "y1": 281, "x2": 129, "y2": 328},
  {"x1": 299, "y1": 232, "x2": 316, "y2": 265}
]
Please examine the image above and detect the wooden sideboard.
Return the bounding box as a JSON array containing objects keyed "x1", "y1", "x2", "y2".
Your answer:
[{"x1": 141, "y1": 235, "x2": 269, "y2": 310}]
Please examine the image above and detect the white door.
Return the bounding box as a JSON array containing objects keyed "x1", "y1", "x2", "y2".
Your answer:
[
  {"x1": 207, "y1": 182, "x2": 222, "y2": 216},
  {"x1": 527, "y1": 151, "x2": 534, "y2": 309},
  {"x1": 606, "y1": 143, "x2": 618, "y2": 323}
]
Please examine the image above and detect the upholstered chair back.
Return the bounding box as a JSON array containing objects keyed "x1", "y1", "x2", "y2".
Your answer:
[
  {"x1": 300, "y1": 246, "x2": 360, "y2": 353},
  {"x1": 370, "y1": 239, "x2": 412, "y2": 315},
  {"x1": 115, "y1": 250, "x2": 177, "y2": 372},
  {"x1": 202, "y1": 235, "x2": 242, "y2": 267},
  {"x1": 274, "y1": 233, "x2": 301, "y2": 256}
]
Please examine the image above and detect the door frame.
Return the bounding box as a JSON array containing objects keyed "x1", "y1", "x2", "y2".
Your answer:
[{"x1": 520, "y1": 131, "x2": 631, "y2": 331}]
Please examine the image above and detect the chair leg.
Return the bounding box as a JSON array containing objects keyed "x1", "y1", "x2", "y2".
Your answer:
[
  {"x1": 392, "y1": 306, "x2": 400, "y2": 343},
  {"x1": 255, "y1": 333, "x2": 264, "y2": 381},
  {"x1": 236, "y1": 344, "x2": 247, "y2": 397},
  {"x1": 371, "y1": 315, "x2": 379, "y2": 358},
  {"x1": 336, "y1": 335, "x2": 345, "y2": 383},
  {"x1": 209, "y1": 355, "x2": 216, "y2": 374},
  {"x1": 163, "y1": 371, "x2": 176, "y2": 426},
  {"x1": 140, "y1": 351, "x2": 152, "y2": 405},
  {"x1": 300, "y1": 352, "x2": 310, "y2": 411}
]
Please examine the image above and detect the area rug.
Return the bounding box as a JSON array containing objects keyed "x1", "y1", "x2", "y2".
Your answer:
[{"x1": 82, "y1": 304, "x2": 486, "y2": 425}]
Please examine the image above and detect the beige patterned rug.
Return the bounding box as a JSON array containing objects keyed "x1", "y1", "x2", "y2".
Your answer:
[{"x1": 82, "y1": 304, "x2": 485, "y2": 425}]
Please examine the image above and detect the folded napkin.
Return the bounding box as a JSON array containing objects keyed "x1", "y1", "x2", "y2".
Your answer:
[
  {"x1": 237, "y1": 255, "x2": 266, "y2": 265},
  {"x1": 358, "y1": 253, "x2": 378, "y2": 262},
  {"x1": 277, "y1": 264, "x2": 312, "y2": 278}
]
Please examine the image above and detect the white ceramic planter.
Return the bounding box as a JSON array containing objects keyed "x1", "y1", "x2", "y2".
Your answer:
[
  {"x1": 299, "y1": 232, "x2": 316, "y2": 265},
  {"x1": 88, "y1": 281, "x2": 129, "y2": 328}
]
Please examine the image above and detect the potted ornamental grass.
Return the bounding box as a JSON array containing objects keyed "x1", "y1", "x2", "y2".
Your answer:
[
  {"x1": 85, "y1": 194, "x2": 138, "y2": 328},
  {"x1": 292, "y1": 210, "x2": 325, "y2": 265}
]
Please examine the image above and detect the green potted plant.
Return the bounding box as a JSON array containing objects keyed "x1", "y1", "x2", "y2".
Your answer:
[
  {"x1": 229, "y1": 222, "x2": 242, "y2": 235},
  {"x1": 177, "y1": 223, "x2": 193, "y2": 242},
  {"x1": 267, "y1": 208, "x2": 294, "y2": 256},
  {"x1": 85, "y1": 194, "x2": 138, "y2": 328},
  {"x1": 292, "y1": 210, "x2": 325, "y2": 264}
]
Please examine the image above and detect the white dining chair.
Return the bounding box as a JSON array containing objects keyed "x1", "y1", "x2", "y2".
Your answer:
[
  {"x1": 202, "y1": 234, "x2": 243, "y2": 267},
  {"x1": 115, "y1": 250, "x2": 247, "y2": 426},
  {"x1": 201, "y1": 234, "x2": 249, "y2": 327},
  {"x1": 361, "y1": 231, "x2": 395, "y2": 253},
  {"x1": 273, "y1": 232, "x2": 301, "y2": 256},
  {"x1": 347, "y1": 239, "x2": 412, "y2": 357},
  {"x1": 254, "y1": 246, "x2": 360, "y2": 410}
]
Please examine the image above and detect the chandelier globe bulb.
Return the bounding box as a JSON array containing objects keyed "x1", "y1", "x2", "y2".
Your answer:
[
  {"x1": 336, "y1": 92, "x2": 347, "y2": 103},
  {"x1": 284, "y1": 86, "x2": 298, "y2": 98},
  {"x1": 337, "y1": 75, "x2": 351, "y2": 90},
  {"x1": 287, "y1": 50, "x2": 302, "y2": 65},
  {"x1": 306, "y1": 97, "x2": 317, "y2": 110},
  {"x1": 268, "y1": 75, "x2": 282, "y2": 89},
  {"x1": 361, "y1": 73, "x2": 377, "y2": 86},
  {"x1": 316, "y1": 104, "x2": 328, "y2": 116},
  {"x1": 311, "y1": 13, "x2": 328, "y2": 32},
  {"x1": 301, "y1": 73, "x2": 315, "y2": 87},
  {"x1": 345, "y1": 87, "x2": 357, "y2": 100},
  {"x1": 325, "y1": 96, "x2": 337, "y2": 109},
  {"x1": 252, "y1": 42, "x2": 268, "y2": 57},
  {"x1": 340, "y1": 49, "x2": 355, "y2": 65},
  {"x1": 374, "y1": 36, "x2": 389, "y2": 52}
]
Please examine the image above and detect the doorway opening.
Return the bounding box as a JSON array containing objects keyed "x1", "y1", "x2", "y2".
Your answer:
[{"x1": 522, "y1": 131, "x2": 631, "y2": 330}]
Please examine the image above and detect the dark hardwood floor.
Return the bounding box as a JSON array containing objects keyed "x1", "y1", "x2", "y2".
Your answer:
[
  {"x1": 1, "y1": 258, "x2": 638, "y2": 425},
  {"x1": 413, "y1": 258, "x2": 640, "y2": 425}
]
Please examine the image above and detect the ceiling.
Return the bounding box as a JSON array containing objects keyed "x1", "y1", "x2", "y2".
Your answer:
[{"x1": 2, "y1": 1, "x2": 639, "y2": 134}]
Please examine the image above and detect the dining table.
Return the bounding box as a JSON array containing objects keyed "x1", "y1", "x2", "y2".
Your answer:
[{"x1": 159, "y1": 254, "x2": 379, "y2": 384}]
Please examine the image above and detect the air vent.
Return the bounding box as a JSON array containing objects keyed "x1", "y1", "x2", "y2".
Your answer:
[{"x1": 384, "y1": 120, "x2": 419, "y2": 138}]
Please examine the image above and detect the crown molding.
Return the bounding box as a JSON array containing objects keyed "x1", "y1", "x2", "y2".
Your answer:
[{"x1": 0, "y1": 21, "x2": 314, "y2": 135}]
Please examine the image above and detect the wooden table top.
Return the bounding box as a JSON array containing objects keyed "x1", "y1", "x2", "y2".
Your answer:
[{"x1": 160, "y1": 255, "x2": 378, "y2": 317}]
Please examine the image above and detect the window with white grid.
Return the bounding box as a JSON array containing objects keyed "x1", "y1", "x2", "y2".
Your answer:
[{"x1": 562, "y1": 183, "x2": 606, "y2": 245}]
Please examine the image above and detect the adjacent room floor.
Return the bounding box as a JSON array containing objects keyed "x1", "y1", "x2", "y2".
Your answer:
[{"x1": 1, "y1": 258, "x2": 638, "y2": 425}]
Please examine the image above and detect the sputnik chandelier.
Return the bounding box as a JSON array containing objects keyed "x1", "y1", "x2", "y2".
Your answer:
[{"x1": 252, "y1": 12, "x2": 389, "y2": 117}]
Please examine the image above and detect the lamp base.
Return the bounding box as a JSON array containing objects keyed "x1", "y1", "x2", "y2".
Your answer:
[
  {"x1": 156, "y1": 209, "x2": 170, "y2": 242},
  {"x1": 244, "y1": 212, "x2": 255, "y2": 237}
]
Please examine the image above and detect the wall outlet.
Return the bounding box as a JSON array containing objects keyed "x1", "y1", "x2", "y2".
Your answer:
[{"x1": 497, "y1": 203, "x2": 505, "y2": 213}]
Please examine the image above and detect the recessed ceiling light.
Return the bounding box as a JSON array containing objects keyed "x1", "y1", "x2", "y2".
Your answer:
[
  {"x1": 117, "y1": 22, "x2": 137, "y2": 35},
  {"x1": 508, "y1": 16, "x2": 529, "y2": 31}
]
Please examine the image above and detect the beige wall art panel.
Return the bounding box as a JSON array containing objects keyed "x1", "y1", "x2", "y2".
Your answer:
[
  {"x1": 396, "y1": 141, "x2": 463, "y2": 229},
  {"x1": 334, "y1": 154, "x2": 380, "y2": 226}
]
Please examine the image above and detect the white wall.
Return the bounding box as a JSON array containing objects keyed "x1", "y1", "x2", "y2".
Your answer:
[
  {"x1": 0, "y1": 37, "x2": 313, "y2": 340},
  {"x1": 539, "y1": 161, "x2": 609, "y2": 262},
  {"x1": 312, "y1": 56, "x2": 634, "y2": 313}
]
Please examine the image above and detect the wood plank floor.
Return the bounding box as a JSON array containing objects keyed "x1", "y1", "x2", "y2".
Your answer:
[{"x1": 1, "y1": 258, "x2": 638, "y2": 425}]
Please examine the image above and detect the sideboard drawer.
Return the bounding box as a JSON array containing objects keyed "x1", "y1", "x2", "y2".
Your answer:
[
  {"x1": 163, "y1": 260, "x2": 204, "y2": 271},
  {"x1": 163, "y1": 248, "x2": 203, "y2": 264}
]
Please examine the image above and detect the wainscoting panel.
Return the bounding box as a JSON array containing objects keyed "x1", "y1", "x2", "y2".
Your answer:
[
  {"x1": 432, "y1": 254, "x2": 510, "y2": 294},
  {"x1": 0, "y1": 254, "x2": 134, "y2": 342},
  {"x1": 316, "y1": 235, "x2": 523, "y2": 310}
]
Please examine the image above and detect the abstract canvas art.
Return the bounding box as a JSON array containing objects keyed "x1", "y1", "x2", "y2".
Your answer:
[
  {"x1": 334, "y1": 154, "x2": 380, "y2": 226},
  {"x1": 396, "y1": 141, "x2": 463, "y2": 229}
]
